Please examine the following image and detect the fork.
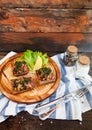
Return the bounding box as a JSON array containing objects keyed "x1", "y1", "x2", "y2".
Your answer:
[{"x1": 38, "y1": 86, "x2": 90, "y2": 120}]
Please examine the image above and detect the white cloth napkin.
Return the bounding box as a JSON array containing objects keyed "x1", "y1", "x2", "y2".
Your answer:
[{"x1": 0, "y1": 51, "x2": 92, "y2": 122}]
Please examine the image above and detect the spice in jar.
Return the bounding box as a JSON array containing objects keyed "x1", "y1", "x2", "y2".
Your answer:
[
  {"x1": 76, "y1": 55, "x2": 90, "y2": 75},
  {"x1": 63, "y1": 45, "x2": 78, "y2": 66}
]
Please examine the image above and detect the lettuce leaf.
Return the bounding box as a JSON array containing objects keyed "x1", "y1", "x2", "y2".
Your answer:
[{"x1": 18, "y1": 50, "x2": 48, "y2": 70}]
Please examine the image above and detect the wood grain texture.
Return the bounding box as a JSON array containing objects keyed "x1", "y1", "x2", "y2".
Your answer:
[
  {"x1": 0, "y1": 111, "x2": 90, "y2": 130},
  {"x1": 0, "y1": 33, "x2": 92, "y2": 53},
  {"x1": 0, "y1": 0, "x2": 92, "y2": 8},
  {"x1": 0, "y1": 8, "x2": 92, "y2": 32},
  {"x1": 0, "y1": 110, "x2": 92, "y2": 130}
]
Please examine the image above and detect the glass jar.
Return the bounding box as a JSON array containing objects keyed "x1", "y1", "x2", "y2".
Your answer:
[
  {"x1": 76, "y1": 55, "x2": 90, "y2": 75},
  {"x1": 63, "y1": 45, "x2": 78, "y2": 66}
]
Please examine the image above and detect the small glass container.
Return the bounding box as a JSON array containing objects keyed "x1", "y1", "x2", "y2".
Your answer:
[
  {"x1": 63, "y1": 45, "x2": 78, "y2": 66},
  {"x1": 76, "y1": 55, "x2": 90, "y2": 75}
]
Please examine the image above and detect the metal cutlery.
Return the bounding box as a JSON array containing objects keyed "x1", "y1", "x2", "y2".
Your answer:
[
  {"x1": 34, "y1": 83, "x2": 92, "y2": 120},
  {"x1": 38, "y1": 86, "x2": 90, "y2": 120}
]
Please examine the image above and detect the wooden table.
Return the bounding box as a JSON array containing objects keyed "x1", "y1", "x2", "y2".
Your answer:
[
  {"x1": 0, "y1": 33, "x2": 92, "y2": 130},
  {"x1": 0, "y1": 0, "x2": 92, "y2": 129}
]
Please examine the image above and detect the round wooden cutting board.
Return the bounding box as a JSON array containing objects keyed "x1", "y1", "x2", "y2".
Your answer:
[{"x1": 0, "y1": 53, "x2": 60, "y2": 103}]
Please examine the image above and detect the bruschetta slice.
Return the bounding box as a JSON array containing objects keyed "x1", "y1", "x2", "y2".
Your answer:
[
  {"x1": 36, "y1": 67, "x2": 56, "y2": 85},
  {"x1": 13, "y1": 61, "x2": 29, "y2": 76},
  {"x1": 11, "y1": 76, "x2": 36, "y2": 94}
]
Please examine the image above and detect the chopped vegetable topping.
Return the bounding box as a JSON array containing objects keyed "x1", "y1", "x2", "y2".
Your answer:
[
  {"x1": 13, "y1": 61, "x2": 29, "y2": 76},
  {"x1": 36, "y1": 67, "x2": 52, "y2": 81},
  {"x1": 11, "y1": 77, "x2": 34, "y2": 93}
]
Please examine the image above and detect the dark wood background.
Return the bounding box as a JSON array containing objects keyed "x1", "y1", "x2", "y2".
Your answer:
[
  {"x1": 0, "y1": 0, "x2": 92, "y2": 130},
  {"x1": 0, "y1": 0, "x2": 92, "y2": 32}
]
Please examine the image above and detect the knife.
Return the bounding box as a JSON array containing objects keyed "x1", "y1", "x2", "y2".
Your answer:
[{"x1": 34, "y1": 83, "x2": 92, "y2": 112}]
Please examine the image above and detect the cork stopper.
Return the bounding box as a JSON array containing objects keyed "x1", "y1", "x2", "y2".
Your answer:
[
  {"x1": 67, "y1": 45, "x2": 78, "y2": 54},
  {"x1": 79, "y1": 55, "x2": 90, "y2": 65}
]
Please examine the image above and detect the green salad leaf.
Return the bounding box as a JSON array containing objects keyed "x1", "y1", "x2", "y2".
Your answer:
[{"x1": 18, "y1": 50, "x2": 48, "y2": 70}]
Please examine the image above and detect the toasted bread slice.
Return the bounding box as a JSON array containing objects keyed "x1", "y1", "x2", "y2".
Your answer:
[
  {"x1": 13, "y1": 61, "x2": 29, "y2": 76},
  {"x1": 11, "y1": 76, "x2": 36, "y2": 94},
  {"x1": 36, "y1": 63, "x2": 56, "y2": 85}
]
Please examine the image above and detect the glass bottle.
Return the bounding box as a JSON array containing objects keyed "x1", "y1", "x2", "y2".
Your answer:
[
  {"x1": 76, "y1": 55, "x2": 90, "y2": 75},
  {"x1": 63, "y1": 45, "x2": 78, "y2": 66}
]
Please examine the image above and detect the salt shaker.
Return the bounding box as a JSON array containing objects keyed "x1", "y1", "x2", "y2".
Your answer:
[
  {"x1": 63, "y1": 45, "x2": 78, "y2": 66},
  {"x1": 76, "y1": 55, "x2": 90, "y2": 75}
]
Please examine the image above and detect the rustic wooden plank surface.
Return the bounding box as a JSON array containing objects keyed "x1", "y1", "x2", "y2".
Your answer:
[
  {"x1": 0, "y1": 110, "x2": 92, "y2": 130},
  {"x1": 0, "y1": 33, "x2": 92, "y2": 53},
  {"x1": 0, "y1": 8, "x2": 92, "y2": 32},
  {"x1": 0, "y1": 0, "x2": 92, "y2": 8}
]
